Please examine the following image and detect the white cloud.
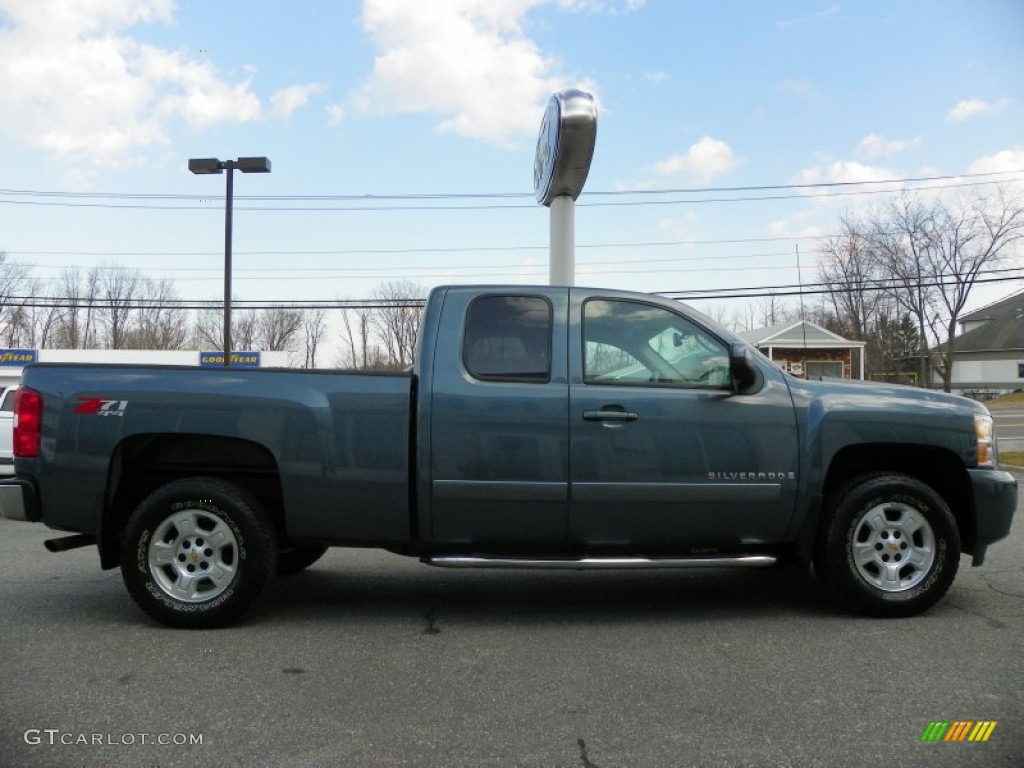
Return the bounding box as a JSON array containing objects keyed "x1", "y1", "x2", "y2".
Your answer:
[
  {"x1": 142, "y1": 47, "x2": 262, "y2": 128},
  {"x1": 777, "y1": 4, "x2": 840, "y2": 29},
  {"x1": 789, "y1": 159, "x2": 902, "y2": 214},
  {"x1": 0, "y1": 0, "x2": 266, "y2": 166},
  {"x1": 327, "y1": 103, "x2": 346, "y2": 127},
  {"x1": 645, "y1": 71, "x2": 667, "y2": 83},
  {"x1": 352, "y1": 0, "x2": 594, "y2": 146},
  {"x1": 808, "y1": 160, "x2": 897, "y2": 185},
  {"x1": 968, "y1": 147, "x2": 1024, "y2": 175},
  {"x1": 778, "y1": 78, "x2": 816, "y2": 99},
  {"x1": 946, "y1": 97, "x2": 1010, "y2": 122},
  {"x1": 655, "y1": 137, "x2": 741, "y2": 182},
  {"x1": 271, "y1": 83, "x2": 324, "y2": 120},
  {"x1": 968, "y1": 148, "x2": 1024, "y2": 195},
  {"x1": 855, "y1": 132, "x2": 922, "y2": 159}
]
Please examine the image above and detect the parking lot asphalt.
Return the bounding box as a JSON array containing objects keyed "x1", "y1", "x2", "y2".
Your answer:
[{"x1": 1, "y1": 475, "x2": 1022, "y2": 768}]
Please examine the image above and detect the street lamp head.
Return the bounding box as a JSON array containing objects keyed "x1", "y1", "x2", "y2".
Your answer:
[
  {"x1": 188, "y1": 158, "x2": 224, "y2": 175},
  {"x1": 237, "y1": 156, "x2": 271, "y2": 173}
]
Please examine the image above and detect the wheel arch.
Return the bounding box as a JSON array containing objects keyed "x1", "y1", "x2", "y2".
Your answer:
[
  {"x1": 819, "y1": 443, "x2": 975, "y2": 553},
  {"x1": 99, "y1": 433, "x2": 286, "y2": 569}
]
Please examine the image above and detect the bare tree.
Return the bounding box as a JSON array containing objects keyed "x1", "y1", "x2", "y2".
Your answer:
[
  {"x1": 194, "y1": 306, "x2": 259, "y2": 352},
  {"x1": 818, "y1": 213, "x2": 889, "y2": 341},
  {"x1": 864, "y1": 194, "x2": 941, "y2": 386},
  {"x1": 370, "y1": 280, "x2": 423, "y2": 368},
  {"x1": 300, "y1": 307, "x2": 327, "y2": 368},
  {"x1": 27, "y1": 278, "x2": 62, "y2": 348},
  {"x1": 866, "y1": 188, "x2": 1024, "y2": 391},
  {"x1": 257, "y1": 306, "x2": 302, "y2": 352},
  {"x1": 687, "y1": 300, "x2": 739, "y2": 331},
  {"x1": 98, "y1": 264, "x2": 142, "y2": 349},
  {"x1": 738, "y1": 291, "x2": 793, "y2": 331},
  {"x1": 338, "y1": 303, "x2": 375, "y2": 369},
  {"x1": 194, "y1": 307, "x2": 224, "y2": 351},
  {"x1": 0, "y1": 251, "x2": 30, "y2": 345},
  {"x1": 234, "y1": 309, "x2": 259, "y2": 351},
  {"x1": 128, "y1": 278, "x2": 189, "y2": 350},
  {"x1": 52, "y1": 267, "x2": 100, "y2": 349}
]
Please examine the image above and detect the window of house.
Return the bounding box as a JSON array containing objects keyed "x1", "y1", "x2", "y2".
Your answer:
[
  {"x1": 463, "y1": 296, "x2": 552, "y2": 383},
  {"x1": 805, "y1": 360, "x2": 845, "y2": 379}
]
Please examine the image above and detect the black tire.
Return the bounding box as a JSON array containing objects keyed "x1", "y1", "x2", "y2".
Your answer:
[
  {"x1": 815, "y1": 473, "x2": 960, "y2": 618},
  {"x1": 120, "y1": 478, "x2": 278, "y2": 629},
  {"x1": 277, "y1": 542, "x2": 329, "y2": 575}
]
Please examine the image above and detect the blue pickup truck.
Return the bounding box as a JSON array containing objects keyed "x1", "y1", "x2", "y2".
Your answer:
[{"x1": 0, "y1": 285, "x2": 1017, "y2": 628}]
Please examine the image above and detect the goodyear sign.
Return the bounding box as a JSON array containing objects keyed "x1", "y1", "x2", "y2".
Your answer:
[
  {"x1": 199, "y1": 351, "x2": 261, "y2": 368},
  {"x1": 0, "y1": 349, "x2": 37, "y2": 366}
]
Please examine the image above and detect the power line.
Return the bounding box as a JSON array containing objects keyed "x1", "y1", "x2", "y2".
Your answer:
[
  {"x1": 0, "y1": 173, "x2": 1019, "y2": 211},
  {"x1": 9, "y1": 239, "x2": 821, "y2": 256},
  {"x1": 20, "y1": 251, "x2": 799, "y2": 279},
  {"x1": 8, "y1": 268, "x2": 1023, "y2": 310},
  {"x1": 1, "y1": 169, "x2": 1018, "y2": 201},
  {"x1": 659, "y1": 268, "x2": 1024, "y2": 301}
]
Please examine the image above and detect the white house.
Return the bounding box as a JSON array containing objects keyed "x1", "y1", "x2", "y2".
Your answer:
[{"x1": 931, "y1": 290, "x2": 1024, "y2": 397}]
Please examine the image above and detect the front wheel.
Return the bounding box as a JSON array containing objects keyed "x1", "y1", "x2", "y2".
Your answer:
[
  {"x1": 120, "y1": 478, "x2": 278, "y2": 628},
  {"x1": 815, "y1": 474, "x2": 960, "y2": 618}
]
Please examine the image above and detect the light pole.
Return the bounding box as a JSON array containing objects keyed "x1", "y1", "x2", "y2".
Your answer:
[{"x1": 188, "y1": 156, "x2": 271, "y2": 367}]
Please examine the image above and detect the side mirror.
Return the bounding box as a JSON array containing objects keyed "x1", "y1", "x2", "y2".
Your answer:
[{"x1": 729, "y1": 342, "x2": 760, "y2": 394}]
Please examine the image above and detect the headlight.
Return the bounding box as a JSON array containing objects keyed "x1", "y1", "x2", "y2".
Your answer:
[{"x1": 975, "y1": 413, "x2": 995, "y2": 468}]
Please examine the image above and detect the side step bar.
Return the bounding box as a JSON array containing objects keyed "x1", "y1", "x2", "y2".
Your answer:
[{"x1": 424, "y1": 555, "x2": 777, "y2": 570}]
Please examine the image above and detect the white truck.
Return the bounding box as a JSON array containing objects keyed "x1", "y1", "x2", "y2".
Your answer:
[{"x1": 0, "y1": 385, "x2": 17, "y2": 476}]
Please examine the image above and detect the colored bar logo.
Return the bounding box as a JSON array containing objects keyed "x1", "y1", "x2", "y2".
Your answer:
[{"x1": 921, "y1": 721, "x2": 997, "y2": 742}]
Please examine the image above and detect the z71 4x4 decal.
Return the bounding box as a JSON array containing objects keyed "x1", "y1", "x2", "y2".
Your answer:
[{"x1": 73, "y1": 397, "x2": 128, "y2": 417}]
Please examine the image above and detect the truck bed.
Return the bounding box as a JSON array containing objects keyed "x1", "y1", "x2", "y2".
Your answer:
[{"x1": 22, "y1": 364, "x2": 413, "y2": 543}]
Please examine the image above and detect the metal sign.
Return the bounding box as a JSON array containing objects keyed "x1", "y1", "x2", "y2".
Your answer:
[
  {"x1": 0, "y1": 349, "x2": 37, "y2": 366},
  {"x1": 533, "y1": 89, "x2": 598, "y2": 206},
  {"x1": 199, "y1": 351, "x2": 261, "y2": 368}
]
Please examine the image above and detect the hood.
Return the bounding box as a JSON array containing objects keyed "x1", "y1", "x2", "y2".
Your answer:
[{"x1": 786, "y1": 375, "x2": 988, "y2": 417}]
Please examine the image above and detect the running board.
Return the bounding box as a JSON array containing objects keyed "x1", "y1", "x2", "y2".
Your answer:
[{"x1": 423, "y1": 555, "x2": 777, "y2": 570}]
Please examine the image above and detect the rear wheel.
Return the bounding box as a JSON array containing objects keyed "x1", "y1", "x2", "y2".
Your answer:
[
  {"x1": 815, "y1": 473, "x2": 960, "y2": 617},
  {"x1": 120, "y1": 478, "x2": 278, "y2": 628}
]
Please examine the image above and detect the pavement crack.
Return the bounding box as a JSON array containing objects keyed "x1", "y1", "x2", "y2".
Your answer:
[
  {"x1": 422, "y1": 608, "x2": 441, "y2": 635},
  {"x1": 578, "y1": 738, "x2": 599, "y2": 768},
  {"x1": 978, "y1": 571, "x2": 1024, "y2": 600}
]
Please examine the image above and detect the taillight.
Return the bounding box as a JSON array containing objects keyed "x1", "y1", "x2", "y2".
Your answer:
[{"x1": 14, "y1": 387, "x2": 42, "y2": 458}]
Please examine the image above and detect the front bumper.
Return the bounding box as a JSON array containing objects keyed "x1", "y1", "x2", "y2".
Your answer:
[
  {"x1": 0, "y1": 478, "x2": 38, "y2": 522},
  {"x1": 967, "y1": 468, "x2": 1018, "y2": 565}
]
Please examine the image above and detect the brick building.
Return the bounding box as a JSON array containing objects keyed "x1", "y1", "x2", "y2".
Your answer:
[{"x1": 739, "y1": 320, "x2": 865, "y2": 380}]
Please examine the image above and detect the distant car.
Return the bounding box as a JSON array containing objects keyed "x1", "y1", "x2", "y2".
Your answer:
[{"x1": 0, "y1": 385, "x2": 18, "y2": 476}]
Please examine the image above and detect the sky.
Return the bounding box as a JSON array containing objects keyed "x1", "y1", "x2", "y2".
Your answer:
[{"x1": 0, "y1": 0, "x2": 1022, "y2": 331}]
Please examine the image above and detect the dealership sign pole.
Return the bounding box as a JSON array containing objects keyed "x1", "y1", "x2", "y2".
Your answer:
[{"x1": 534, "y1": 90, "x2": 597, "y2": 286}]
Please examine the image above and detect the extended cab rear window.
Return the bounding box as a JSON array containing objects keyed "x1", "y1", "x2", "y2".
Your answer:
[{"x1": 463, "y1": 295, "x2": 552, "y2": 383}]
